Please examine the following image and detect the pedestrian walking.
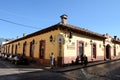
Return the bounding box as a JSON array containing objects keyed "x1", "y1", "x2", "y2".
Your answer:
[{"x1": 50, "y1": 52, "x2": 55, "y2": 69}]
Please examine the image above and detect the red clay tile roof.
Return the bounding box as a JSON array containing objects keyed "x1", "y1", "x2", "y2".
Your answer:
[
  {"x1": 112, "y1": 38, "x2": 120, "y2": 44},
  {"x1": 58, "y1": 23, "x2": 106, "y2": 39},
  {"x1": 5, "y1": 23, "x2": 106, "y2": 44}
]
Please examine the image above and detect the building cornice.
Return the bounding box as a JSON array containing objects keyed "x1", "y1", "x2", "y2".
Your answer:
[{"x1": 4, "y1": 23, "x2": 106, "y2": 45}]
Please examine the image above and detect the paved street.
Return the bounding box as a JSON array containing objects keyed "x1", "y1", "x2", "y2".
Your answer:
[
  {"x1": 0, "y1": 59, "x2": 70, "y2": 80},
  {"x1": 1, "y1": 59, "x2": 120, "y2": 80},
  {"x1": 64, "y1": 60, "x2": 120, "y2": 80}
]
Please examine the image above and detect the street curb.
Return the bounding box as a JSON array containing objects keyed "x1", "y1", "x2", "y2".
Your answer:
[{"x1": 52, "y1": 58, "x2": 120, "y2": 73}]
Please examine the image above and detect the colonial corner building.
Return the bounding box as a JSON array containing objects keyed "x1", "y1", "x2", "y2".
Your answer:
[{"x1": 2, "y1": 14, "x2": 120, "y2": 66}]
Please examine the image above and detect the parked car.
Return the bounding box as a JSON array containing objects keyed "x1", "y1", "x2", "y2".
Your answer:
[
  {"x1": 0, "y1": 53, "x2": 2, "y2": 58},
  {"x1": 13, "y1": 54, "x2": 29, "y2": 65},
  {"x1": 8, "y1": 54, "x2": 16, "y2": 63},
  {"x1": 3, "y1": 53, "x2": 10, "y2": 60},
  {"x1": 1, "y1": 53, "x2": 5, "y2": 58}
]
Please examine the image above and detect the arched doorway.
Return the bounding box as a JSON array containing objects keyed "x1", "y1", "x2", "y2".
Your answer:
[
  {"x1": 78, "y1": 41, "x2": 84, "y2": 58},
  {"x1": 23, "y1": 41, "x2": 27, "y2": 56},
  {"x1": 106, "y1": 44, "x2": 111, "y2": 59},
  {"x1": 39, "y1": 40, "x2": 45, "y2": 59},
  {"x1": 30, "y1": 40, "x2": 35, "y2": 58},
  {"x1": 15, "y1": 44, "x2": 18, "y2": 54},
  {"x1": 11, "y1": 45, "x2": 14, "y2": 54},
  {"x1": 92, "y1": 44, "x2": 96, "y2": 58}
]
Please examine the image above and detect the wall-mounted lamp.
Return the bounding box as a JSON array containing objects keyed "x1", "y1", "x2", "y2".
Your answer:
[
  {"x1": 103, "y1": 43, "x2": 105, "y2": 47},
  {"x1": 90, "y1": 40, "x2": 93, "y2": 45},
  {"x1": 18, "y1": 42, "x2": 21, "y2": 48},
  {"x1": 69, "y1": 32, "x2": 72, "y2": 38},
  {"x1": 50, "y1": 35, "x2": 53, "y2": 42},
  {"x1": 18, "y1": 42, "x2": 20, "y2": 46}
]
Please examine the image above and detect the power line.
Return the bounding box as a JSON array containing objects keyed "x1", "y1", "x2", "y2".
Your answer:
[{"x1": 0, "y1": 18, "x2": 39, "y2": 29}]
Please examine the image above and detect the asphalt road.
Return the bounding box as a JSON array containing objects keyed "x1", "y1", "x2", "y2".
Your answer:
[
  {"x1": 1, "y1": 58, "x2": 120, "y2": 80},
  {"x1": 64, "y1": 59, "x2": 120, "y2": 80},
  {"x1": 0, "y1": 59, "x2": 70, "y2": 80}
]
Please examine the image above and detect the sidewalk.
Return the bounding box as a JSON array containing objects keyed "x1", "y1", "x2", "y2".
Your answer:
[{"x1": 50, "y1": 58, "x2": 120, "y2": 72}]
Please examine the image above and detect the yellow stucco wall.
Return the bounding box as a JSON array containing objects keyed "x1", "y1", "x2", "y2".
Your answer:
[
  {"x1": 4, "y1": 29, "x2": 61, "y2": 62},
  {"x1": 3, "y1": 26, "x2": 120, "y2": 65}
]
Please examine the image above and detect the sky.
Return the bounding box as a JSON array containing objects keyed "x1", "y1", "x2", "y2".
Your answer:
[{"x1": 0, "y1": 0, "x2": 120, "y2": 39}]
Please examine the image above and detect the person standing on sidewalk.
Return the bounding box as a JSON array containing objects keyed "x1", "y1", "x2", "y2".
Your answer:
[
  {"x1": 50, "y1": 52, "x2": 55, "y2": 69},
  {"x1": 80, "y1": 54, "x2": 84, "y2": 65},
  {"x1": 83, "y1": 55, "x2": 88, "y2": 66}
]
